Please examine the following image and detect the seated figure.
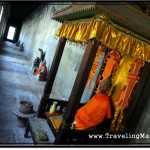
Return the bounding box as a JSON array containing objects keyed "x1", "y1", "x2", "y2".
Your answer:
[
  {"x1": 35, "y1": 60, "x2": 47, "y2": 81},
  {"x1": 74, "y1": 76, "x2": 112, "y2": 130},
  {"x1": 19, "y1": 42, "x2": 24, "y2": 51},
  {"x1": 15, "y1": 40, "x2": 20, "y2": 47},
  {"x1": 32, "y1": 57, "x2": 40, "y2": 74},
  {"x1": 33, "y1": 57, "x2": 40, "y2": 67}
]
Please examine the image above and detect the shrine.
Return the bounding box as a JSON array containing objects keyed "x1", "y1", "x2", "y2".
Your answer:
[
  {"x1": 35, "y1": 2, "x2": 150, "y2": 144},
  {"x1": 0, "y1": 2, "x2": 149, "y2": 146}
]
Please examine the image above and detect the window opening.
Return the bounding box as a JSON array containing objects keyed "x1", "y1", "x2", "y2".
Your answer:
[
  {"x1": 7, "y1": 26, "x2": 16, "y2": 40},
  {"x1": 0, "y1": 6, "x2": 3, "y2": 22}
]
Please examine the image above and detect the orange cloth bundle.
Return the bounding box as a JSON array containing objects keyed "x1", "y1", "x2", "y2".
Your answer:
[
  {"x1": 35, "y1": 63, "x2": 47, "y2": 75},
  {"x1": 74, "y1": 94, "x2": 112, "y2": 130},
  {"x1": 35, "y1": 63, "x2": 47, "y2": 81},
  {"x1": 49, "y1": 118, "x2": 62, "y2": 130}
]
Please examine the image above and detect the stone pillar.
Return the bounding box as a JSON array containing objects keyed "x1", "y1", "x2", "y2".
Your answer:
[{"x1": 37, "y1": 37, "x2": 67, "y2": 117}]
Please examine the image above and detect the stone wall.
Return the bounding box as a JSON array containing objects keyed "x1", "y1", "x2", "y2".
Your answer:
[{"x1": 19, "y1": 2, "x2": 99, "y2": 103}]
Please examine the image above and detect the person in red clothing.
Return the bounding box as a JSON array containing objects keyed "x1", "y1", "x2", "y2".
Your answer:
[
  {"x1": 74, "y1": 76, "x2": 112, "y2": 130},
  {"x1": 34, "y1": 60, "x2": 47, "y2": 81}
]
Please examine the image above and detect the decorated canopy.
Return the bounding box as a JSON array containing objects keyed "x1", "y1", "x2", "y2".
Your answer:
[
  {"x1": 56, "y1": 14, "x2": 150, "y2": 62},
  {"x1": 55, "y1": 13, "x2": 150, "y2": 132}
]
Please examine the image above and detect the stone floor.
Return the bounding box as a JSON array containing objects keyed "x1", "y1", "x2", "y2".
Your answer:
[{"x1": 0, "y1": 41, "x2": 46, "y2": 146}]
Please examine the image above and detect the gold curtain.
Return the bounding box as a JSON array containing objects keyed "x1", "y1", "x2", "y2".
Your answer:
[
  {"x1": 108, "y1": 54, "x2": 135, "y2": 131},
  {"x1": 56, "y1": 14, "x2": 150, "y2": 62}
]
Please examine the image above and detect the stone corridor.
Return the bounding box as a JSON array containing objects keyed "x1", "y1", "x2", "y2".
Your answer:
[{"x1": 0, "y1": 41, "x2": 46, "y2": 145}]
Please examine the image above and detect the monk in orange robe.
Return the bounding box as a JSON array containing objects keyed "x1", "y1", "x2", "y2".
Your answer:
[{"x1": 74, "y1": 76, "x2": 112, "y2": 130}]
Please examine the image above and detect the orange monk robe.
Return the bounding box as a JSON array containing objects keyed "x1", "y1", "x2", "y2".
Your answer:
[
  {"x1": 35, "y1": 63, "x2": 47, "y2": 74},
  {"x1": 35, "y1": 63, "x2": 47, "y2": 80},
  {"x1": 74, "y1": 94, "x2": 112, "y2": 130}
]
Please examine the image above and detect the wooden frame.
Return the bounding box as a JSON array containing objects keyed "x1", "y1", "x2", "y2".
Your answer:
[
  {"x1": 37, "y1": 38, "x2": 103, "y2": 144},
  {"x1": 54, "y1": 38, "x2": 100, "y2": 144},
  {"x1": 37, "y1": 37, "x2": 66, "y2": 118}
]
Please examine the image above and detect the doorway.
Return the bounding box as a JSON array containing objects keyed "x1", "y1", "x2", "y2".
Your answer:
[{"x1": 7, "y1": 26, "x2": 16, "y2": 40}]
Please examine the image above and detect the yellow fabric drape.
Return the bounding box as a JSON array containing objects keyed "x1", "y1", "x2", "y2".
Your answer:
[
  {"x1": 56, "y1": 14, "x2": 150, "y2": 62},
  {"x1": 108, "y1": 54, "x2": 135, "y2": 132}
]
